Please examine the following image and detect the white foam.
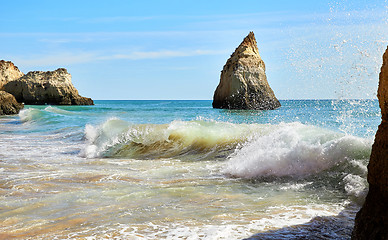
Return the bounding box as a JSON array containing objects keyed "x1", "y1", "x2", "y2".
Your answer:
[
  {"x1": 343, "y1": 174, "x2": 368, "y2": 205},
  {"x1": 44, "y1": 106, "x2": 75, "y2": 115},
  {"x1": 279, "y1": 182, "x2": 313, "y2": 190},
  {"x1": 82, "y1": 118, "x2": 130, "y2": 158},
  {"x1": 19, "y1": 108, "x2": 39, "y2": 122},
  {"x1": 223, "y1": 122, "x2": 371, "y2": 178},
  {"x1": 71, "y1": 203, "x2": 345, "y2": 240}
]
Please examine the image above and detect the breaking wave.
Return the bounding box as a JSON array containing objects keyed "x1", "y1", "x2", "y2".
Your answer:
[
  {"x1": 82, "y1": 119, "x2": 371, "y2": 203},
  {"x1": 223, "y1": 122, "x2": 372, "y2": 178},
  {"x1": 19, "y1": 106, "x2": 76, "y2": 124},
  {"x1": 83, "y1": 119, "x2": 371, "y2": 179},
  {"x1": 19, "y1": 108, "x2": 46, "y2": 123},
  {"x1": 82, "y1": 118, "x2": 268, "y2": 160}
]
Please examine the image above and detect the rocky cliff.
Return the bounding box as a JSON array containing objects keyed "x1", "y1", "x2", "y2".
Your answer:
[
  {"x1": 0, "y1": 91, "x2": 23, "y2": 115},
  {"x1": 4, "y1": 68, "x2": 93, "y2": 105},
  {"x1": 212, "y1": 32, "x2": 280, "y2": 110},
  {"x1": 352, "y1": 47, "x2": 388, "y2": 239},
  {"x1": 0, "y1": 60, "x2": 24, "y2": 89}
]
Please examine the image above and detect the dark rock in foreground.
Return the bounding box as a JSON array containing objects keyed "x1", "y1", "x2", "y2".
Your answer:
[
  {"x1": 4, "y1": 68, "x2": 93, "y2": 105},
  {"x1": 352, "y1": 46, "x2": 388, "y2": 239},
  {"x1": 212, "y1": 32, "x2": 280, "y2": 110},
  {"x1": 0, "y1": 90, "x2": 23, "y2": 115}
]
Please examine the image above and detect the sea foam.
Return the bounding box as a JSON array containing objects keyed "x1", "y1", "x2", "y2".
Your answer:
[
  {"x1": 223, "y1": 122, "x2": 372, "y2": 178},
  {"x1": 44, "y1": 106, "x2": 75, "y2": 115},
  {"x1": 82, "y1": 119, "x2": 372, "y2": 181}
]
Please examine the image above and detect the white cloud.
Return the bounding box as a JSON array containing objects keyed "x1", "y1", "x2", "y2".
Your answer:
[
  {"x1": 99, "y1": 49, "x2": 226, "y2": 60},
  {"x1": 9, "y1": 49, "x2": 227, "y2": 67},
  {"x1": 10, "y1": 52, "x2": 97, "y2": 68}
]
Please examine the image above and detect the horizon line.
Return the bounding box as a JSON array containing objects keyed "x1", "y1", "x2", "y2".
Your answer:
[{"x1": 91, "y1": 98, "x2": 378, "y2": 101}]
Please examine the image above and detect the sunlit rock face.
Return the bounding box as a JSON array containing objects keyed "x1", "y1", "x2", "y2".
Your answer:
[
  {"x1": 212, "y1": 32, "x2": 280, "y2": 110},
  {"x1": 4, "y1": 68, "x2": 93, "y2": 105},
  {"x1": 352, "y1": 46, "x2": 388, "y2": 239},
  {"x1": 0, "y1": 60, "x2": 24, "y2": 90}
]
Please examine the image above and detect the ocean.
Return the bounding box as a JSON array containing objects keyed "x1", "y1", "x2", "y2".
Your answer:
[{"x1": 0, "y1": 99, "x2": 380, "y2": 239}]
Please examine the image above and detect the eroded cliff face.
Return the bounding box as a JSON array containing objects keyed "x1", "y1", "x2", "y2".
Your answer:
[
  {"x1": 0, "y1": 91, "x2": 23, "y2": 115},
  {"x1": 0, "y1": 60, "x2": 24, "y2": 90},
  {"x1": 4, "y1": 68, "x2": 93, "y2": 105},
  {"x1": 352, "y1": 46, "x2": 388, "y2": 239},
  {"x1": 212, "y1": 32, "x2": 280, "y2": 110}
]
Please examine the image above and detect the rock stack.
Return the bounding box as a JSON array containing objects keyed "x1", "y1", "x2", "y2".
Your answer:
[
  {"x1": 212, "y1": 32, "x2": 280, "y2": 110},
  {"x1": 352, "y1": 46, "x2": 388, "y2": 239},
  {"x1": 4, "y1": 68, "x2": 93, "y2": 105},
  {"x1": 0, "y1": 60, "x2": 93, "y2": 115},
  {"x1": 0, "y1": 60, "x2": 24, "y2": 89}
]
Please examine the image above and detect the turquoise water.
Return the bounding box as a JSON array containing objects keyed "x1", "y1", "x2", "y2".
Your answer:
[
  {"x1": 0, "y1": 100, "x2": 380, "y2": 239},
  {"x1": 15, "y1": 99, "x2": 380, "y2": 135}
]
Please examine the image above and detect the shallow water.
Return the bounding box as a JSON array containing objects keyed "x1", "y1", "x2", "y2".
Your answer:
[{"x1": 0, "y1": 100, "x2": 379, "y2": 239}]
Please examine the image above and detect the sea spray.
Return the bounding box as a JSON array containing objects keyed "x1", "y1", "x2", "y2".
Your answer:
[
  {"x1": 223, "y1": 122, "x2": 372, "y2": 178},
  {"x1": 84, "y1": 118, "x2": 131, "y2": 158},
  {"x1": 332, "y1": 99, "x2": 381, "y2": 137},
  {"x1": 285, "y1": 1, "x2": 388, "y2": 101},
  {"x1": 83, "y1": 118, "x2": 372, "y2": 191}
]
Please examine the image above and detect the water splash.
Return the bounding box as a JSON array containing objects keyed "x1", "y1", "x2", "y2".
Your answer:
[
  {"x1": 286, "y1": 1, "x2": 388, "y2": 100},
  {"x1": 223, "y1": 122, "x2": 371, "y2": 178}
]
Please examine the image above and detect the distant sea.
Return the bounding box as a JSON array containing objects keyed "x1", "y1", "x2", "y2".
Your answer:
[{"x1": 0, "y1": 100, "x2": 380, "y2": 239}]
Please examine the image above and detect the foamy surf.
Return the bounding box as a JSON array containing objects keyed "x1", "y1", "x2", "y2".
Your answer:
[
  {"x1": 83, "y1": 119, "x2": 371, "y2": 174},
  {"x1": 81, "y1": 119, "x2": 372, "y2": 205},
  {"x1": 223, "y1": 122, "x2": 372, "y2": 178},
  {"x1": 2, "y1": 100, "x2": 379, "y2": 239},
  {"x1": 62, "y1": 202, "x2": 345, "y2": 240}
]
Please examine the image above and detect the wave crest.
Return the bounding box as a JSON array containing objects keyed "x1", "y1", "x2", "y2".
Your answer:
[
  {"x1": 223, "y1": 122, "x2": 372, "y2": 178},
  {"x1": 82, "y1": 118, "x2": 263, "y2": 159},
  {"x1": 19, "y1": 106, "x2": 75, "y2": 123}
]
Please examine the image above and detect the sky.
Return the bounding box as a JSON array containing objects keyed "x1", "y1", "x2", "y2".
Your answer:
[{"x1": 1, "y1": 0, "x2": 388, "y2": 100}]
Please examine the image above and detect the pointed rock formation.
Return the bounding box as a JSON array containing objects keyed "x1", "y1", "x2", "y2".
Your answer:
[
  {"x1": 212, "y1": 32, "x2": 280, "y2": 110},
  {"x1": 4, "y1": 68, "x2": 93, "y2": 105},
  {"x1": 352, "y1": 46, "x2": 388, "y2": 239},
  {"x1": 0, "y1": 60, "x2": 24, "y2": 89},
  {"x1": 0, "y1": 91, "x2": 23, "y2": 115}
]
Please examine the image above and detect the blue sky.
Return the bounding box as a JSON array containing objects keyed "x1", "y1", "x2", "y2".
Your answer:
[{"x1": 1, "y1": 0, "x2": 388, "y2": 100}]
